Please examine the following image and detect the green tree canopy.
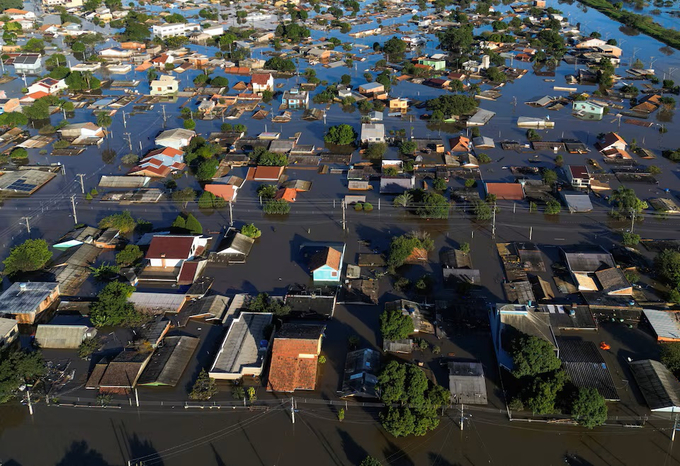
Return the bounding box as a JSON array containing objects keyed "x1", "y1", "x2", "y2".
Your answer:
[
  {"x1": 89, "y1": 282, "x2": 143, "y2": 327},
  {"x1": 380, "y1": 307, "x2": 414, "y2": 341},
  {"x1": 511, "y1": 333, "x2": 561, "y2": 378},
  {"x1": 2, "y1": 239, "x2": 52, "y2": 276},
  {"x1": 324, "y1": 124, "x2": 357, "y2": 145},
  {"x1": 610, "y1": 186, "x2": 648, "y2": 215},
  {"x1": 387, "y1": 232, "x2": 434, "y2": 269},
  {"x1": 572, "y1": 387, "x2": 608, "y2": 428},
  {"x1": 185, "y1": 214, "x2": 203, "y2": 235},
  {"x1": 99, "y1": 211, "x2": 136, "y2": 234},
  {"x1": 241, "y1": 223, "x2": 261, "y2": 239},
  {"x1": 115, "y1": 245, "x2": 143, "y2": 267},
  {"x1": 360, "y1": 458, "x2": 382, "y2": 466},
  {"x1": 656, "y1": 249, "x2": 680, "y2": 290},
  {"x1": 416, "y1": 192, "x2": 449, "y2": 219},
  {"x1": 247, "y1": 292, "x2": 290, "y2": 316},
  {"x1": 0, "y1": 348, "x2": 45, "y2": 403},
  {"x1": 426, "y1": 95, "x2": 478, "y2": 118},
  {"x1": 264, "y1": 56, "x2": 296, "y2": 71}
]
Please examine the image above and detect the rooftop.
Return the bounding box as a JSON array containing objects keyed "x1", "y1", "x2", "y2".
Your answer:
[
  {"x1": 630, "y1": 359, "x2": 680, "y2": 411},
  {"x1": 0, "y1": 282, "x2": 58, "y2": 315},
  {"x1": 137, "y1": 336, "x2": 199, "y2": 386},
  {"x1": 448, "y1": 361, "x2": 488, "y2": 405},
  {"x1": 210, "y1": 312, "x2": 273, "y2": 377},
  {"x1": 147, "y1": 236, "x2": 197, "y2": 260}
]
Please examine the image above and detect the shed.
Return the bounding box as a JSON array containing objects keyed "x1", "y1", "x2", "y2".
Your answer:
[
  {"x1": 383, "y1": 339, "x2": 413, "y2": 354},
  {"x1": 448, "y1": 361, "x2": 488, "y2": 405},
  {"x1": 563, "y1": 194, "x2": 593, "y2": 213},
  {"x1": 35, "y1": 324, "x2": 96, "y2": 349},
  {"x1": 137, "y1": 336, "x2": 199, "y2": 386}
]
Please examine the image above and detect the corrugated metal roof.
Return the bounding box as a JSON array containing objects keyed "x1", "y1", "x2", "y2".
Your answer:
[
  {"x1": 644, "y1": 310, "x2": 680, "y2": 341},
  {"x1": 630, "y1": 359, "x2": 680, "y2": 411},
  {"x1": 35, "y1": 324, "x2": 94, "y2": 349}
]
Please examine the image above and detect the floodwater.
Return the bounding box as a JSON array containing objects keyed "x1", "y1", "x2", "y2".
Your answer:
[{"x1": 2, "y1": 0, "x2": 680, "y2": 463}]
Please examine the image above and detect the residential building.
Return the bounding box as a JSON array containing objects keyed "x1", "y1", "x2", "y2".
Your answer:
[
  {"x1": 285, "y1": 286, "x2": 337, "y2": 318},
  {"x1": 385, "y1": 299, "x2": 434, "y2": 334},
  {"x1": 35, "y1": 324, "x2": 96, "y2": 349},
  {"x1": 248, "y1": 165, "x2": 284, "y2": 181},
  {"x1": 0, "y1": 98, "x2": 21, "y2": 114},
  {"x1": 27, "y1": 77, "x2": 66, "y2": 95},
  {"x1": 339, "y1": 348, "x2": 381, "y2": 398},
  {"x1": 573, "y1": 100, "x2": 605, "y2": 117},
  {"x1": 251, "y1": 73, "x2": 274, "y2": 94},
  {"x1": 129, "y1": 147, "x2": 186, "y2": 178},
  {"x1": 137, "y1": 335, "x2": 199, "y2": 387},
  {"x1": 389, "y1": 98, "x2": 408, "y2": 112},
  {"x1": 0, "y1": 317, "x2": 18, "y2": 348},
  {"x1": 98, "y1": 47, "x2": 133, "y2": 60},
  {"x1": 418, "y1": 57, "x2": 446, "y2": 70},
  {"x1": 205, "y1": 184, "x2": 238, "y2": 202},
  {"x1": 209, "y1": 312, "x2": 273, "y2": 380},
  {"x1": 86, "y1": 350, "x2": 152, "y2": 393},
  {"x1": 629, "y1": 359, "x2": 680, "y2": 412},
  {"x1": 309, "y1": 246, "x2": 345, "y2": 283},
  {"x1": 12, "y1": 54, "x2": 42, "y2": 74},
  {"x1": 358, "y1": 82, "x2": 385, "y2": 95},
  {"x1": 380, "y1": 175, "x2": 415, "y2": 194},
  {"x1": 596, "y1": 132, "x2": 627, "y2": 153},
  {"x1": 275, "y1": 187, "x2": 297, "y2": 202},
  {"x1": 214, "y1": 228, "x2": 255, "y2": 262},
  {"x1": 360, "y1": 123, "x2": 385, "y2": 143},
  {"x1": 150, "y1": 75, "x2": 179, "y2": 96},
  {"x1": 484, "y1": 182, "x2": 525, "y2": 201},
  {"x1": 449, "y1": 361, "x2": 488, "y2": 405},
  {"x1": 58, "y1": 123, "x2": 106, "y2": 144},
  {"x1": 152, "y1": 22, "x2": 201, "y2": 39},
  {"x1": 576, "y1": 38, "x2": 607, "y2": 49},
  {"x1": 145, "y1": 235, "x2": 209, "y2": 268},
  {"x1": 155, "y1": 128, "x2": 195, "y2": 149},
  {"x1": 281, "y1": 88, "x2": 309, "y2": 109},
  {"x1": 267, "y1": 323, "x2": 325, "y2": 392},
  {"x1": 566, "y1": 165, "x2": 591, "y2": 188},
  {"x1": 0, "y1": 282, "x2": 60, "y2": 324},
  {"x1": 450, "y1": 135, "x2": 471, "y2": 152},
  {"x1": 595, "y1": 268, "x2": 632, "y2": 296}
]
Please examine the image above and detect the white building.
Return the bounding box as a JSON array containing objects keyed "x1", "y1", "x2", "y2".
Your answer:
[
  {"x1": 155, "y1": 128, "x2": 196, "y2": 149},
  {"x1": 150, "y1": 75, "x2": 178, "y2": 96},
  {"x1": 27, "y1": 77, "x2": 67, "y2": 95},
  {"x1": 145, "y1": 235, "x2": 209, "y2": 268},
  {"x1": 12, "y1": 54, "x2": 42, "y2": 74},
  {"x1": 152, "y1": 23, "x2": 201, "y2": 39},
  {"x1": 360, "y1": 123, "x2": 385, "y2": 143},
  {"x1": 251, "y1": 73, "x2": 274, "y2": 94}
]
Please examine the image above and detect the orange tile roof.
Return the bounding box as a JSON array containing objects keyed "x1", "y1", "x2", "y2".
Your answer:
[
  {"x1": 485, "y1": 182, "x2": 525, "y2": 200},
  {"x1": 205, "y1": 184, "x2": 237, "y2": 202},
  {"x1": 274, "y1": 187, "x2": 296, "y2": 202},
  {"x1": 251, "y1": 73, "x2": 272, "y2": 85},
  {"x1": 309, "y1": 247, "x2": 342, "y2": 272},
  {"x1": 250, "y1": 166, "x2": 283, "y2": 181}
]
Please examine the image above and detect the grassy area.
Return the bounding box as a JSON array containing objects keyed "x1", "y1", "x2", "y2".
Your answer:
[{"x1": 577, "y1": 0, "x2": 680, "y2": 50}]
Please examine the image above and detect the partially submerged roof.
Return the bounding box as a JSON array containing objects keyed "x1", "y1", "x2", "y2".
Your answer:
[
  {"x1": 309, "y1": 247, "x2": 342, "y2": 272},
  {"x1": 562, "y1": 247, "x2": 616, "y2": 273},
  {"x1": 0, "y1": 282, "x2": 58, "y2": 315},
  {"x1": 643, "y1": 310, "x2": 680, "y2": 341},
  {"x1": 557, "y1": 338, "x2": 619, "y2": 401},
  {"x1": 129, "y1": 292, "x2": 187, "y2": 314},
  {"x1": 35, "y1": 324, "x2": 95, "y2": 349},
  {"x1": 210, "y1": 312, "x2": 273, "y2": 379},
  {"x1": 146, "y1": 235, "x2": 197, "y2": 260},
  {"x1": 87, "y1": 350, "x2": 152, "y2": 389},
  {"x1": 137, "y1": 336, "x2": 199, "y2": 386},
  {"x1": 629, "y1": 359, "x2": 680, "y2": 412},
  {"x1": 340, "y1": 348, "x2": 381, "y2": 398},
  {"x1": 448, "y1": 361, "x2": 488, "y2": 405}
]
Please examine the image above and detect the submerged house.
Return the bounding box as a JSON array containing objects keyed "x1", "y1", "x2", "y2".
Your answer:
[
  {"x1": 267, "y1": 323, "x2": 325, "y2": 392},
  {"x1": 0, "y1": 282, "x2": 60, "y2": 324},
  {"x1": 309, "y1": 245, "x2": 345, "y2": 283}
]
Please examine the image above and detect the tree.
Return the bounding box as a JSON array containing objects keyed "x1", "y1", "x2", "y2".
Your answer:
[
  {"x1": 78, "y1": 337, "x2": 100, "y2": 359},
  {"x1": 23, "y1": 38, "x2": 45, "y2": 54},
  {"x1": 383, "y1": 36, "x2": 407, "y2": 60},
  {"x1": 433, "y1": 178, "x2": 447, "y2": 191},
  {"x1": 248, "y1": 292, "x2": 290, "y2": 317},
  {"x1": 610, "y1": 186, "x2": 647, "y2": 216},
  {"x1": 198, "y1": 191, "x2": 225, "y2": 209},
  {"x1": 621, "y1": 232, "x2": 640, "y2": 247},
  {"x1": 263, "y1": 200, "x2": 291, "y2": 214},
  {"x1": 661, "y1": 343, "x2": 680, "y2": 375},
  {"x1": 527, "y1": 129, "x2": 541, "y2": 142},
  {"x1": 185, "y1": 214, "x2": 203, "y2": 235},
  {"x1": 241, "y1": 224, "x2": 261, "y2": 239},
  {"x1": 365, "y1": 143, "x2": 387, "y2": 159},
  {"x1": 399, "y1": 140, "x2": 417, "y2": 155},
  {"x1": 49, "y1": 66, "x2": 71, "y2": 80},
  {"x1": 426, "y1": 95, "x2": 478, "y2": 118},
  {"x1": 2, "y1": 239, "x2": 52, "y2": 276},
  {"x1": 511, "y1": 334, "x2": 561, "y2": 378},
  {"x1": 196, "y1": 158, "x2": 219, "y2": 181},
  {"x1": 99, "y1": 211, "x2": 136, "y2": 234},
  {"x1": 189, "y1": 369, "x2": 217, "y2": 400},
  {"x1": 0, "y1": 112, "x2": 28, "y2": 127},
  {"x1": 542, "y1": 169, "x2": 557, "y2": 185},
  {"x1": 380, "y1": 307, "x2": 414, "y2": 341},
  {"x1": 89, "y1": 282, "x2": 142, "y2": 327},
  {"x1": 324, "y1": 124, "x2": 357, "y2": 145},
  {"x1": 473, "y1": 200, "x2": 492, "y2": 221},
  {"x1": 90, "y1": 263, "x2": 119, "y2": 281},
  {"x1": 171, "y1": 188, "x2": 196, "y2": 205},
  {"x1": 477, "y1": 153, "x2": 491, "y2": 164},
  {"x1": 656, "y1": 249, "x2": 680, "y2": 290},
  {"x1": 544, "y1": 199, "x2": 561, "y2": 215},
  {"x1": 393, "y1": 192, "x2": 413, "y2": 207},
  {"x1": 10, "y1": 148, "x2": 27, "y2": 159},
  {"x1": 171, "y1": 215, "x2": 186, "y2": 231},
  {"x1": 437, "y1": 24, "x2": 474, "y2": 53},
  {"x1": 96, "y1": 112, "x2": 112, "y2": 128},
  {"x1": 264, "y1": 56, "x2": 296, "y2": 72},
  {"x1": 416, "y1": 192, "x2": 449, "y2": 219},
  {"x1": 571, "y1": 387, "x2": 607, "y2": 428},
  {"x1": 184, "y1": 119, "x2": 196, "y2": 130},
  {"x1": 387, "y1": 232, "x2": 434, "y2": 270},
  {"x1": 257, "y1": 184, "x2": 277, "y2": 200},
  {"x1": 275, "y1": 22, "x2": 310, "y2": 42},
  {"x1": 115, "y1": 245, "x2": 143, "y2": 267},
  {"x1": 0, "y1": 348, "x2": 45, "y2": 404},
  {"x1": 525, "y1": 370, "x2": 567, "y2": 415}
]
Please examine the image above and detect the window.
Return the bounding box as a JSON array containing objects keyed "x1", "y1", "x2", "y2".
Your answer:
[{"x1": 331, "y1": 271, "x2": 337, "y2": 277}]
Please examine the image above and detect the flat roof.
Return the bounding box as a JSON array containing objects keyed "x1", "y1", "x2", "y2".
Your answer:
[
  {"x1": 210, "y1": 312, "x2": 273, "y2": 377},
  {"x1": 129, "y1": 292, "x2": 187, "y2": 314},
  {"x1": 630, "y1": 359, "x2": 680, "y2": 411},
  {"x1": 0, "y1": 282, "x2": 58, "y2": 315},
  {"x1": 137, "y1": 336, "x2": 199, "y2": 386},
  {"x1": 449, "y1": 361, "x2": 488, "y2": 405}
]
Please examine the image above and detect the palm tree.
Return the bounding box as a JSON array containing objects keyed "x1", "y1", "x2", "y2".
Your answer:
[{"x1": 393, "y1": 192, "x2": 413, "y2": 207}]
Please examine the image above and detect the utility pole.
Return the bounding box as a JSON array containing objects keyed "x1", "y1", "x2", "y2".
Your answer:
[
  {"x1": 124, "y1": 132, "x2": 132, "y2": 151},
  {"x1": 290, "y1": 397, "x2": 295, "y2": 424},
  {"x1": 26, "y1": 386, "x2": 33, "y2": 416},
  {"x1": 342, "y1": 200, "x2": 346, "y2": 231},
  {"x1": 672, "y1": 413, "x2": 678, "y2": 442},
  {"x1": 76, "y1": 174, "x2": 86, "y2": 194},
  {"x1": 529, "y1": 226, "x2": 533, "y2": 241},
  {"x1": 21, "y1": 217, "x2": 31, "y2": 234},
  {"x1": 492, "y1": 202, "x2": 497, "y2": 238},
  {"x1": 135, "y1": 388, "x2": 139, "y2": 407},
  {"x1": 122, "y1": 110, "x2": 127, "y2": 128},
  {"x1": 162, "y1": 105, "x2": 167, "y2": 124},
  {"x1": 228, "y1": 201, "x2": 233, "y2": 227},
  {"x1": 630, "y1": 209, "x2": 636, "y2": 234},
  {"x1": 71, "y1": 195, "x2": 78, "y2": 224},
  {"x1": 460, "y1": 403, "x2": 464, "y2": 431}
]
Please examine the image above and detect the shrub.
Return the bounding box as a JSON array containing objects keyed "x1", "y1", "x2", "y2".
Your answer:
[
  {"x1": 121, "y1": 153, "x2": 139, "y2": 165},
  {"x1": 263, "y1": 199, "x2": 291, "y2": 214},
  {"x1": 241, "y1": 223, "x2": 261, "y2": 238},
  {"x1": 363, "y1": 202, "x2": 374, "y2": 212},
  {"x1": 477, "y1": 153, "x2": 491, "y2": 164},
  {"x1": 354, "y1": 203, "x2": 363, "y2": 211}
]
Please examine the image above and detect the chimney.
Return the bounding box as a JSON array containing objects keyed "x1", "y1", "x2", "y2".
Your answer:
[{"x1": 19, "y1": 283, "x2": 27, "y2": 292}]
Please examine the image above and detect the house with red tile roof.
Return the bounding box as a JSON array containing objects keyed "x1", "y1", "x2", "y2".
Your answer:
[
  {"x1": 247, "y1": 165, "x2": 284, "y2": 182},
  {"x1": 309, "y1": 245, "x2": 345, "y2": 283},
  {"x1": 146, "y1": 235, "x2": 209, "y2": 268},
  {"x1": 205, "y1": 184, "x2": 238, "y2": 202},
  {"x1": 484, "y1": 182, "x2": 525, "y2": 201},
  {"x1": 450, "y1": 135, "x2": 471, "y2": 152},
  {"x1": 251, "y1": 72, "x2": 274, "y2": 94},
  {"x1": 266, "y1": 323, "x2": 326, "y2": 392},
  {"x1": 129, "y1": 147, "x2": 186, "y2": 178},
  {"x1": 275, "y1": 187, "x2": 297, "y2": 203}
]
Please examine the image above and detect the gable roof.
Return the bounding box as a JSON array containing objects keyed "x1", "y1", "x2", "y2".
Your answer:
[
  {"x1": 267, "y1": 323, "x2": 325, "y2": 392},
  {"x1": 485, "y1": 182, "x2": 524, "y2": 200},
  {"x1": 275, "y1": 187, "x2": 297, "y2": 202},
  {"x1": 205, "y1": 184, "x2": 238, "y2": 201},
  {"x1": 146, "y1": 236, "x2": 196, "y2": 260},
  {"x1": 309, "y1": 247, "x2": 342, "y2": 272},
  {"x1": 251, "y1": 73, "x2": 272, "y2": 85}
]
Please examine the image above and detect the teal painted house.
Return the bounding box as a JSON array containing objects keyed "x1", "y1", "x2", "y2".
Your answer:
[
  {"x1": 310, "y1": 245, "x2": 345, "y2": 283},
  {"x1": 418, "y1": 58, "x2": 446, "y2": 71}
]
